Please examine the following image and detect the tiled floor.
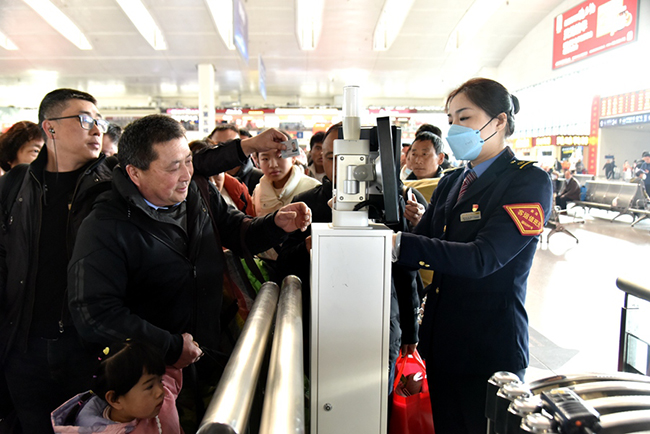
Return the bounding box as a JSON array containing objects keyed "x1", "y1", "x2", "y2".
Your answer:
[{"x1": 525, "y1": 206, "x2": 650, "y2": 382}]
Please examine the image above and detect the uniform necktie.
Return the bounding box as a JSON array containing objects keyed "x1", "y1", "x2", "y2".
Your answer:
[{"x1": 457, "y1": 169, "x2": 477, "y2": 202}]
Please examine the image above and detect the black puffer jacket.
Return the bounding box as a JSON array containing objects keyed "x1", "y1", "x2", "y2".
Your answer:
[
  {"x1": 68, "y1": 168, "x2": 287, "y2": 364},
  {"x1": 0, "y1": 148, "x2": 113, "y2": 360}
]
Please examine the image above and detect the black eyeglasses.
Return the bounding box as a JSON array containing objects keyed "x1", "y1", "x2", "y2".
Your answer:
[{"x1": 47, "y1": 114, "x2": 109, "y2": 133}]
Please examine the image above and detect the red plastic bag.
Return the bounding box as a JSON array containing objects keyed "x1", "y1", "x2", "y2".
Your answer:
[{"x1": 388, "y1": 350, "x2": 435, "y2": 434}]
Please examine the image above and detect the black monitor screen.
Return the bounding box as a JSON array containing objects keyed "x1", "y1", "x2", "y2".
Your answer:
[{"x1": 337, "y1": 117, "x2": 401, "y2": 225}]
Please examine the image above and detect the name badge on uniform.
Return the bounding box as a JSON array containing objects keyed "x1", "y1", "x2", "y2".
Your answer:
[{"x1": 460, "y1": 211, "x2": 481, "y2": 222}]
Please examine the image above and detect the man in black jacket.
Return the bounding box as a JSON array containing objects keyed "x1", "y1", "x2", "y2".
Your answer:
[
  {"x1": 556, "y1": 169, "x2": 581, "y2": 209},
  {"x1": 0, "y1": 88, "x2": 114, "y2": 434},
  {"x1": 67, "y1": 115, "x2": 310, "y2": 421}
]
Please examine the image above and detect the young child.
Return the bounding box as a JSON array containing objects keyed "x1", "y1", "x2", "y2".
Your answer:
[
  {"x1": 51, "y1": 341, "x2": 182, "y2": 434},
  {"x1": 252, "y1": 148, "x2": 320, "y2": 217}
]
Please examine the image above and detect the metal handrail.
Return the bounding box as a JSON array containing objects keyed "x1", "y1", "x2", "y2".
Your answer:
[
  {"x1": 197, "y1": 281, "x2": 280, "y2": 434},
  {"x1": 616, "y1": 277, "x2": 650, "y2": 374},
  {"x1": 260, "y1": 276, "x2": 305, "y2": 434},
  {"x1": 616, "y1": 277, "x2": 650, "y2": 303}
]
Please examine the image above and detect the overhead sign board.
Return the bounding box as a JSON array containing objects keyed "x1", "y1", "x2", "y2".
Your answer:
[
  {"x1": 600, "y1": 89, "x2": 650, "y2": 118},
  {"x1": 600, "y1": 113, "x2": 650, "y2": 128},
  {"x1": 258, "y1": 55, "x2": 267, "y2": 100},
  {"x1": 233, "y1": 0, "x2": 249, "y2": 62},
  {"x1": 552, "y1": 0, "x2": 637, "y2": 69}
]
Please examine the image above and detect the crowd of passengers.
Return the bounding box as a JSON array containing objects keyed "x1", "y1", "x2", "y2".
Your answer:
[{"x1": 1, "y1": 77, "x2": 553, "y2": 434}]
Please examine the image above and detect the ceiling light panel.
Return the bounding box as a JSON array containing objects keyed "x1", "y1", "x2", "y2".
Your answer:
[
  {"x1": 0, "y1": 29, "x2": 18, "y2": 50},
  {"x1": 295, "y1": 0, "x2": 325, "y2": 50},
  {"x1": 446, "y1": 0, "x2": 507, "y2": 51},
  {"x1": 206, "y1": 0, "x2": 235, "y2": 50},
  {"x1": 373, "y1": 0, "x2": 415, "y2": 51},
  {"x1": 115, "y1": 0, "x2": 167, "y2": 50},
  {"x1": 22, "y1": 0, "x2": 92, "y2": 50}
]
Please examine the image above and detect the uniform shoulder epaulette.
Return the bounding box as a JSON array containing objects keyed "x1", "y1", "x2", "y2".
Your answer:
[
  {"x1": 510, "y1": 159, "x2": 537, "y2": 169},
  {"x1": 442, "y1": 166, "x2": 464, "y2": 175}
]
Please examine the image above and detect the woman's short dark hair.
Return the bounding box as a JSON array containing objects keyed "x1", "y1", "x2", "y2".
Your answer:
[
  {"x1": 92, "y1": 341, "x2": 166, "y2": 401},
  {"x1": 0, "y1": 121, "x2": 42, "y2": 171},
  {"x1": 446, "y1": 78, "x2": 520, "y2": 137},
  {"x1": 118, "y1": 114, "x2": 186, "y2": 170}
]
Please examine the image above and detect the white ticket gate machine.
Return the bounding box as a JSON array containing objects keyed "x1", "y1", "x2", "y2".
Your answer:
[{"x1": 310, "y1": 86, "x2": 394, "y2": 433}]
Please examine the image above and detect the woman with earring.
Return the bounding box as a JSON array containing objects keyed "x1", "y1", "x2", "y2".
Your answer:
[{"x1": 393, "y1": 78, "x2": 553, "y2": 434}]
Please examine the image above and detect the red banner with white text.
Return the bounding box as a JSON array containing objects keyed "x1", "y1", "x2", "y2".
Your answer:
[{"x1": 552, "y1": 0, "x2": 638, "y2": 69}]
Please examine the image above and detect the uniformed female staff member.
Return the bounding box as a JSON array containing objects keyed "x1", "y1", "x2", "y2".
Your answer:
[{"x1": 393, "y1": 78, "x2": 553, "y2": 434}]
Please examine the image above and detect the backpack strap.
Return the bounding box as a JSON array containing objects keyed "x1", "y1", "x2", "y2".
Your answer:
[{"x1": 1, "y1": 164, "x2": 29, "y2": 232}]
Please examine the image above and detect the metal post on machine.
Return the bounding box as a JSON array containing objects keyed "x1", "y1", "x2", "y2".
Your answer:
[
  {"x1": 310, "y1": 85, "x2": 393, "y2": 434},
  {"x1": 332, "y1": 85, "x2": 371, "y2": 228}
]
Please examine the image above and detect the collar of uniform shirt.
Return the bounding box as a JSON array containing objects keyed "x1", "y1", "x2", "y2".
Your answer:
[
  {"x1": 467, "y1": 147, "x2": 509, "y2": 178},
  {"x1": 143, "y1": 198, "x2": 184, "y2": 210}
]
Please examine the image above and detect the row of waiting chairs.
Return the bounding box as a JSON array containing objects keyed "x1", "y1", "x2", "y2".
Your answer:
[
  {"x1": 545, "y1": 177, "x2": 649, "y2": 243},
  {"x1": 572, "y1": 180, "x2": 649, "y2": 225}
]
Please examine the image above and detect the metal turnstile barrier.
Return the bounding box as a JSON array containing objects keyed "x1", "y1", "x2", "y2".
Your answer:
[
  {"x1": 484, "y1": 277, "x2": 650, "y2": 433},
  {"x1": 486, "y1": 277, "x2": 650, "y2": 434},
  {"x1": 198, "y1": 277, "x2": 305, "y2": 434},
  {"x1": 486, "y1": 371, "x2": 650, "y2": 434}
]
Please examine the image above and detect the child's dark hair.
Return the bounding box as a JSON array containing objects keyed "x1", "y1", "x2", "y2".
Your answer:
[{"x1": 92, "y1": 341, "x2": 166, "y2": 401}]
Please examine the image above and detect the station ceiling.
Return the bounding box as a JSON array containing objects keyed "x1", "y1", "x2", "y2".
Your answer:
[{"x1": 0, "y1": 0, "x2": 567, "y2": 107}]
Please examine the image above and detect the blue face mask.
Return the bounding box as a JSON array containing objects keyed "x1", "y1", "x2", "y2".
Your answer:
[{"x1": 446, "y1": 117, "x2": 497, "y2": 161}]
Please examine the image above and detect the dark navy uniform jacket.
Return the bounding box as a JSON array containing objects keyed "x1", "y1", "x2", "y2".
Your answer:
[{"x1": 398, "y1": 147, "x2": 552, "y2": 376}]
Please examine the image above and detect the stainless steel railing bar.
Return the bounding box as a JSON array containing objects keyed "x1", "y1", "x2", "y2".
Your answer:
[
  {"x1": 197, "y1": 281, "x2": 280, "y2": 434},
  {"x1": 616, "y1": 277, "x2": 650, "y2": 303},
  {"x1": 260, "y1": 275, "x2": 305, "y2": 434}
]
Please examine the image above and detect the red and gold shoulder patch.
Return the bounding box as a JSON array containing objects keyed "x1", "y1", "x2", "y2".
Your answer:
[{"x1": 502, "y1": 203, "x2": 545, "y2": 236}]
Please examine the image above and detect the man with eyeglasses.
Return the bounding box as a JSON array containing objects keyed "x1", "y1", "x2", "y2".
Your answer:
[{"x1": 0, "y1": 88, "x2": 114, "y2": 433}]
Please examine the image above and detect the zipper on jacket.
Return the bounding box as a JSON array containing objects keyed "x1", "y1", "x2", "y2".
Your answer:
[
  {"x1": 59, "y1": 162, "x2": 105, "y2": 333},
  {"x1": 56, "y1": 170, "x2": 87, "y2": 334},
  {"x1": 22, "y1": 171, "x2": 45, "y2": 341}
]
